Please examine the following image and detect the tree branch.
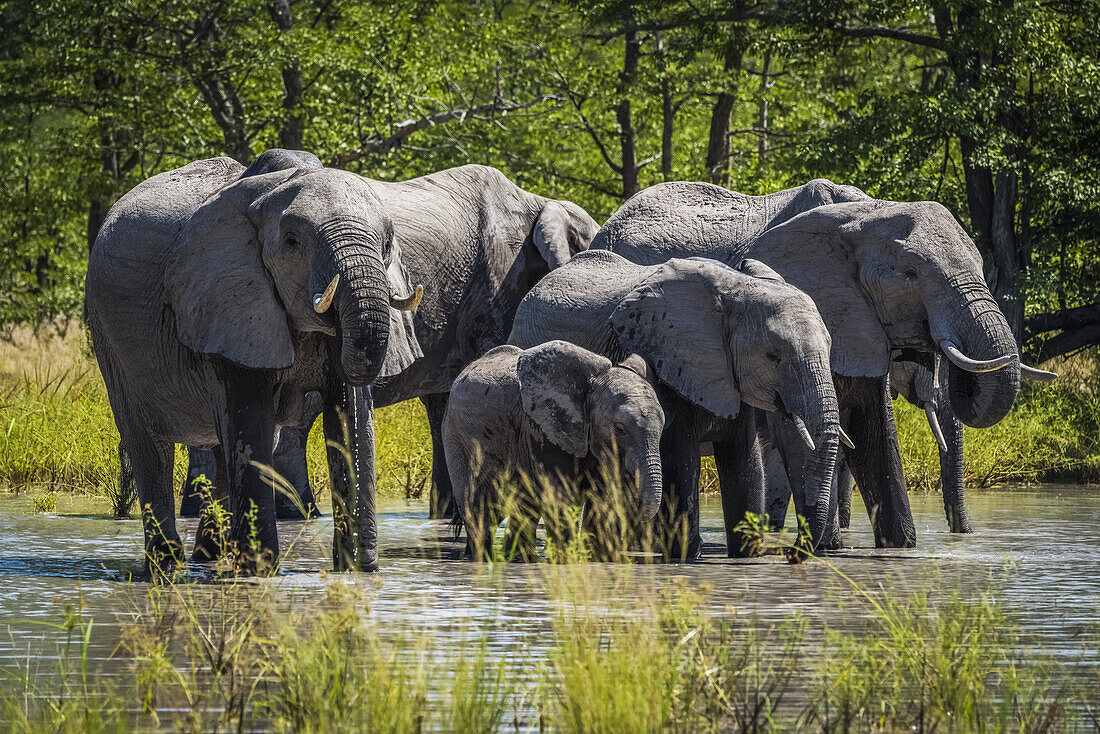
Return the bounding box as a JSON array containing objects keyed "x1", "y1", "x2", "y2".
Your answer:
[
  {"x1": 330, "y1": 95, "x2": 560, "y2": 168},
  {"x1": 823, "y1": 22, "x2": 946, "y2": 51},
  {"x1": 1025, "y1": 302, "x2": 1100, "y2": 335}
]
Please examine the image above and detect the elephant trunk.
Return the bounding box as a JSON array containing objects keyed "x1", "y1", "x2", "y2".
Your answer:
[
  {"x1": 931, "y1": 275, "x2": 1020, "y2": 428},
  {"x1": 784, "y1": 360, "x2": 841, "y2": 550},
  {"x1": 637, "y1": 454, "x2": 664, "y2": 522},
  {"x1": 325, "y1": 223, "x2": 391, "y2": 386}
]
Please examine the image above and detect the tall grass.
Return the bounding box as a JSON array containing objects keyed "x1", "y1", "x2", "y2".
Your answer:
[{"x1": 3, "y1": 561, "x2": 1096, "y2": 732}]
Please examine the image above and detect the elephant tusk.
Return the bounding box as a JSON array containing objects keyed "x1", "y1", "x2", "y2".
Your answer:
[
  {"x1": 939, "y1": 340, "x2": 1017, "y2": 373},
  {"x1": 838, "y1": 425, "x2": 855, "y2": 450},
  {"x1": 1021, "y1": 364, "x2": 1058, "y2": 382},
  {"x1": 390, "y1": 284, "x2": 424, "y2": 311},
  {"x1": 313, "y1": 274, "x2": 339, "y2": 314},
  {"x1": 791, "y1": 415, "x2": 816, "y2": 452},
  {"x1": 924, "y1": 405, "x2": 949, "y2": 454}
]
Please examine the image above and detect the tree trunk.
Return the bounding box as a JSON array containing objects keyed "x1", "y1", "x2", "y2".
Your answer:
[
  {"x1": 616, "y1": 17, "x2": 640, "y2": 199},
  {"x1": 268, "y1": 0, "x2": 304, "y2": 150},
  {"x1": 656, "y1": 33, "x2": 673, "y2": 181},
  {"x1": 757, "y1": 50, "x2": 770, "y2": 162},
  {"x1": 705, "y1": 35, "x2": 742, "y2": 185}
]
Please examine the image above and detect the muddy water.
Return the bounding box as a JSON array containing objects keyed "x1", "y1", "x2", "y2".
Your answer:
[{"x1": 1, "y1": 486, "x2": 1098, "y2": 689}]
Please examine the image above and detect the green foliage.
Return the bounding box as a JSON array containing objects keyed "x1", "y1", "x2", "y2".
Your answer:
[{"x1": 1, "y1": 0, "x2": 1096, "y2": 348}]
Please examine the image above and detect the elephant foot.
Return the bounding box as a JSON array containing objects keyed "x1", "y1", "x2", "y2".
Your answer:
[
  {"x1": 144, "y1": 537, "x2": 185, "y2": 579},
  {"x1": 945, "y1": 507, "x2": 973, "y2": 534},
  {"x1": 274, "y1": 501, "x2": 322, "y2": 520},
  {"x1": 874, "y1": 531, "x2": 917, "y2": 549}
]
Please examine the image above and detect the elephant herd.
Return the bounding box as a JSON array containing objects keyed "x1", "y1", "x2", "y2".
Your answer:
[{"x1": 84, "y1": 149, "x2": 1055, "y2": 573}]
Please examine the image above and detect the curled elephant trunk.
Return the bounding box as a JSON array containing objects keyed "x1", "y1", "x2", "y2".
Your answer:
[
  {"x1": 932, "y1": 276, "x2": 1021, "y2": 429},
  {"x1": 324, "y1": 223, "x2": 391, "y2": 386}
]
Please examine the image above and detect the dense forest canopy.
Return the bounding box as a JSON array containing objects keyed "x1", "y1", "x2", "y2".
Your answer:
[{"x1": 1, "y1": 0, "x2": 1097, "y2": 361}]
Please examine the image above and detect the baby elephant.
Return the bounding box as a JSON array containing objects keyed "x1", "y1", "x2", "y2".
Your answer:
[{"x1": 443, "y1": 340, "x2": 665, "y2": 560}]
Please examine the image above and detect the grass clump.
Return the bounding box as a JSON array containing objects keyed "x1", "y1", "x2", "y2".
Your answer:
[
  {"x1": 896, "y1": 350, "x2": 1100, "y2": 491},
  {"x1": 30, "y1": 492, "x2": 55, "y2": 513}
]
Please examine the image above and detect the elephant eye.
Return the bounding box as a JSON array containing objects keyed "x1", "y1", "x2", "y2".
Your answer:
[
  {"x1": 767, "y1": 351, "x2": 781, "y2": 364},
  {"x1": 284, "y1": 234, "x2": 299, "y2": 248},
  {"x1": 904, "y1": 268, "x2": 919, "y2": 281}
]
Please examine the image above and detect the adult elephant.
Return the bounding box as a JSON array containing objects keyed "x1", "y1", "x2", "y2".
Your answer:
[
  {"x1": 593, "y1": 180, "x2": 1049, "y2": 548},
  {"x1": 510, "y1": 251, "x2": 845, "y2": 558},
  {"x1": 87, "y1": 154, "x2": 423, "y2": 572},
  {"x1": 179, "y1": 158, "x2": 600, "y2": 521}
]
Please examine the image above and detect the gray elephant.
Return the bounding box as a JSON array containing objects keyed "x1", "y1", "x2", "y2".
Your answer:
[
  {"x1": 86, "y1": 154, "x2": 423, "y2": 572},
  {"x1": 443, "y1": 340, "x2": 665, "y2": 560},
  {"x1": 593, "y1": 179, "x2": 1051, "y2": 548},
  {"x1": 180, "y1": 158, "x2": 600, "y2": 522},
  {"x1": 509, "y1": 251, "x2": 845, "y2": 558}
]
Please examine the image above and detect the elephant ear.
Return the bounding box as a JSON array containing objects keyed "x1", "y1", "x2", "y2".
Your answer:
[
  {"x1": 749, "y1": 205, "x2": 891, "y2": 377},
  {"x1": 532, "y1": 200, "x2": 597, "y2": 270},
  {"x1": 164, "y1": 176, "x2": 295, "y2": 370},
  {"x1": 611, "y1": 261, "x2": 742, "y2": 419},
  {"x1": 517, "y1": 340, "x2": 611, "y2": 457},
  {"x1": 736, "y1": 258, "x2": 786, "y2": 283},
  {"x1": 379, "y1": 234, "x2": 424, "y2": 379}
]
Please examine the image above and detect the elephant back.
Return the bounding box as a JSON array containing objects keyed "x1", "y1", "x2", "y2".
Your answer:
[{"x1": 508, "y1": 250, "x2": 647, "y2": 359}]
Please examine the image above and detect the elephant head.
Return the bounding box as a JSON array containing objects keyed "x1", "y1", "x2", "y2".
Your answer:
[
  {"x1": 748, "y1": 200, "x2": 1045, "y2": 429},
  {"x1": 531, "y1": 199, "x2": 600, "y2": 270},
  {"x1": 608, "y1": 258, "x2": 842, "y2": 547},
  {"x1": 164, "y1": 166, "x2": 422, "y2": 385},
  {"x1": 891, "y1": 355, "x2": 949, "y2": 453},
  {"x1": 516, "y1": 341, "x2": 665, "y2": 521}
]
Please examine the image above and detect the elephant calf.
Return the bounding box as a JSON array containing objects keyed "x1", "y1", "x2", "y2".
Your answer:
[{"x1": 443, "y1": 341, "x2": 665, "y2": 561}]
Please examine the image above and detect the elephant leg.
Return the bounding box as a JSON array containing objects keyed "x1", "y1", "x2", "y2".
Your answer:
[
  {"x1": 464, "y1": 477, "x2": 497, "y2": 561},
  {"x1": 714, "y1": 410, "x2": 765, "y2": 558},
  {"x1": 657, "y1": 421, "x2": 702, "y2": 561},
  {"x1": 423, "y1": 394, "x2": 455, "y2": 519},
  {"x1": 836, "y1": 458, "x2": 853, "y2": 529},
  {"x1": 502, "y1": 512, "x2": 538, "y2": 562},
  {"x1": 839, "y1": 376, "x2": 915, "y2": 548},
  {"x1": 938, "y1": 404, "x2": 971, "y2": 533},
  {"x1": 322, "y1": 383, "x2": 378, "y2": 572},
  {"x1": 180, "y1": 446, "x2": 217, "y2": 518},
  {"x1": 272, "y1": 423, "x2": 319, "y2": 519},
  {"x1": 121, "y1": 429, "x2": 182, "y2": 574},
  {"x1": 116, "y1": 442, "x2": 136, "y2": 519},
  {"x1": 214, "y1": 363, "x2": 279, "y2": 569},
  {"x1": 192, "y1": 446, "x2": 229, "y2": 563},
  {"x1": 762, "y1": 441, "x2": 792, "y2": 531}
]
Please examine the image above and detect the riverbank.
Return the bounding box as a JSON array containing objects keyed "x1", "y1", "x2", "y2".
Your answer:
[{"x1": 2, "y1": 324, "x2": 1097, "y2": 507}]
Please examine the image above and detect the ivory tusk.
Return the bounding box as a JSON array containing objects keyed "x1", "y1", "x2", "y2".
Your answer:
[
  {"x1": 940, "y1": 340, "x2": 1017, "y2": 373},
  {"x1": 924, "y1": 405, "x2": 949, "y2": 454},
  {"x1": 838, "y1": 425, "x2": 855, "y2": 450},
  {"x1": 312, "y1": 274, "x2": 339, "y2": 314},
  {"x1": 792, "y1": 415, "x2": 816, "y2": 452},
  {"x1": 390, "y1": 284, "x2": 424, "y2": 311},
  {"x1": 1021, "y1": 364, "x2": 1058, "y2": 382}
]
